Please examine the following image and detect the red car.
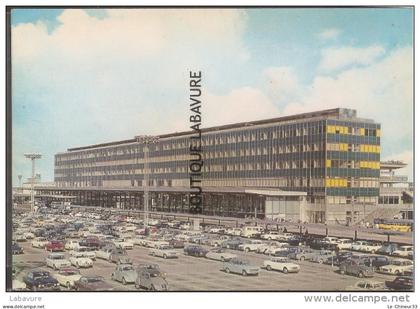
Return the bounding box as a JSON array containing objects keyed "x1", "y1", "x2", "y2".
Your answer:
[{"x1": 45, "y1": 240, "x2": 65, "y2": 252}]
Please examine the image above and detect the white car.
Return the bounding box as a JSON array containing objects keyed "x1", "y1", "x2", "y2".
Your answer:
[
  {"x1": 31, "y1": 237, "x2": 49, "y2": 249},
  {"x1": 336, "y1": 239, "x2": 353, "y2": 250},
  {"x1": 179, "y1": 223, "x2": 191, "y2": 230},
  {"x1": 149, "y1": 245, "x2": 178, "y2": 259},
  {"x1": 69, "y1": 246, "x2": 96, "y2": 260},
  {"x1": 69, "y1": 254, "x2": 93, "y2": 268},
  {"x1": 323, "y1": 237, "x2": 340, "y2": 244},
  {"x1": 350, "y1": 241, "x2": 368, "y2": 252},
  {"x1": 23, "y1": 232, "x2": 35, "y2": 239},
  {"x1": 239, "y1": 240, "x2": 264, "y2": 253},
  {"x1": 95, "y1": 247, "x2": 114, "y2": 260},
  {"x1": 208, "y1": 227, "x2": 225, "y2": 234},
  {"x1": 261, "y1": 231, "x2": 283, "y2": 241},
  {"x1": 256, "y1": 242, "x2": 288, "y2": 254},
  {"x1": 392, "y1": 246, "x2": 413, "y2": 258},
  {"x1": 113, "y1": 239, "x2": 134, "y2": 250},
  {"x1": 45, "y1": 253, "x2": 71, "y2": 270},
  {"x1": 53, "y1": 268, "x2": 82, "y2": 289},
  {"x1": 226, "y1": 228, "x2": 243, "y2": 236},
  {"x1": 205, "y1": 248, "x2": 237, "y2": 262},
  {"x1": 378, "y1": 259, "x2": 413, "y2": 275},
  {"x1": 132, "y1": 236, "x2": 147, "y2": 246},
  {"x1": 361, "y1": 242, "x2": 382, "y2": 254},
  {"x1": 262, "y1": 257, "x2": 300, "y2": 274},
  {"x1": 65, "y1": 240, "x2": 80, "y2": 250}
]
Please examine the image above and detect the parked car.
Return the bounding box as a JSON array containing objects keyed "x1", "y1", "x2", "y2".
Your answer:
[
  {"x1": 326, "y1": 251, "x2": 353, "y2": 266},
  {"x1": 289, "y1": 248, "x2": 317, "y2": 261},
  {"x1": 208, "y1": 226, "x2": 226, "y2": 234},
  {"x1": 31, "y1": 237, "x2": 49, "y2": 249},
  {"x1": 135, "y1": 264, "x2": 169, "y2": 291},
  {"x1": 167, "y1": 239, "x2": 185, "y2": 248},
  {"x1": 262, "y1": 257, "x2": 300, "y2": 273},
  {"x1": 309, "y1": 250, "x2": 336, "y2": 264},
  {"x1": 65, "y1": 240, "x2": 80, "y2": 250},
  {"x1": 111, "y1": 264, "x2": 137, "y2": 285},
  {"x1": 272, "y1": 247, "x2": 300, "y2": 258},
  {"x1": 113, "y1": 238, "x2": 134, "y2": 250},
  {"x1": 385, "y1": 276, "x2": 414, "y2": 291},
  {"x1": 150, "y1": 245, "x2": 179, "y2": 259},
  {"x1": 23, "y1": 271, "x2": 60, "y2": 291},
  {"x1": 238, "y1": 240, "x2": 264, "y2": 253},
  {"x1": 184, "y1": 245, "x2": 209, "y2": 257},
  {"x1": 308, "y1": 238, "x2": 337, "y2": 251},
  {"x1": 335, "y1": 239, "x2": 353, "y2": 250},
  {"x1": 205, "y1": 248, "x2": 237, "y2": 262},
  {"x1": 109, "y1": 249, "x2": 132, "y2": 264},
  {"x1": 378, "y1": 259, "x2": 413, "y2": 276},
  {"x1": 45, "y1": 253, "x2": 71, "y2": 270},
  {"x1": 241, "y1": 226, "x2": 264, "y2": 238},
  {"x1": 222, "y1": 258, "x2": 259, "y2": 276},
  {"x1": 346, "y1": 280, "x2": 385, "y2": 291},
  {"x1": 96, "y1": 247, "x2": 115, "y2": 260},
  {"x1": 11, "y1": 242, "x2": 24, "y2": 255},
  {"x1": 74, "y1": 276, "x2": 114, "y2": 291},
  {"x1": 14, "y1": 233, "x2": 27, "y2": 242},
  {"x1": 257, "y1": 241, "x2": 289, "y2": 255},
  {"x1": 69, "y1": 253, "x2": 93, "y2": 268},
  {"x1": 351, "y1": 241, "x2": 369, "y2": 252},
  {"x1": 377, "y1": 243, "x2": 399, "y2": 255},
  {"x1": 391, "y1": 246, "x2": 413, "y2": 258},
  {"x1": 221, "y1": 238, "x2": 244, "y2": 250},
  {"x1": 362, "y1": 255, "x2": 390, "y2": 269},
  {"x1": 261, "y1": 231, "x2": 283, "y2": 240},
  {"x1": 69, "y1": 246, "x2": 96, "y2": 260},
  {"x1": 45, "y1": 240, "x2": 65, "y2": 252},
  {"x1": 339, "y1": 259, "x2": 374, "y2": 278},
  {"x1": 52, "y1": 267, "x2": 82, "y2": 289},
  {"x1": 226, "y1": 228, "x2": 243, "y2": 236},
  {"x1": 361, "y1": 242, "x2": 382, "y2": 254}
]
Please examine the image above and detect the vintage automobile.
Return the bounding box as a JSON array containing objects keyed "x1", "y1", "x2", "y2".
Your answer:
[
  {"x1": 391, "y1": 246, "x2": 413, "y2": 258},
  {"x1": 208, "y1": 226, "x2": 226, "y2": 234},
  {"x1": 339, "y1": 259, "x2": 375, "y2": 278},
  {"x1": 23, "y1": 271, "x2": 60, "y2": 291},
  {"x1": 167, "y1": 239, "x2": 185, "y2": 248},
  {"x1": 289, "y1": 248, "x2": 318, "y2": 261},
  {"x1": 261, "y1": 231, "x2": 283, "y2": 241},
  {"x1": 45, "y1": 253, "x2": 71, "y2": 270},
  {"x1": 111, "y1": 264, "x2": 137, "y2": 285},
  {"x1": 31, "y1": 237, "x2": 49, "y2": 249},
  {"x1": 109, "y1": 249, "x2": 132, "y2": 264},
  {"x1": 14, "y1": 233, "x2": 27, "y2": 242},
  {"x1": 69, "y1": 253, "x2": 93, "y2": 268},
  {"x1": 362, "y1": 255, "x2": 390, "y2": 269},
  {"x1": 149, "y1": 245, "x2": 179, "y2": 259},
  {"x1": 222, "y1": 258, "x2": 260, "y2": 276},
  {"x1": 350, "y1": 241, "x2": 369, "y2": 252},
  {"x1": 74, "y1": 276, "x2": 114, "y2": 291},
  {"x1": 309, "y1": 250, "x2": 336, "y2": 264},
  {"x1": 360, "y1": 242, "x2": 382, "y2": 254},
  {"x1": 385, "y1": 276, "x2": 414, "y2": 291},
  {"x1": 220, "y1": 238, "x2": 244, "y2": 250},
  {"x1": 96, "y1": 247, "x2": 115, "y2": 260},
  {"x1": 346, "y1": 280, "x2": 386, "y2": 291},
  {"x1": 69, "y1": 246, "x2": 96, "y2": 260},
  {"x1": 256, "y1": 241, "x2": 289, "y2": 255},
  {"x1": 262, "y1": 257, "x2": 300, "y2": 273},
  {"x1": 52, "y1": 267, "x2": 82, "y2": 289},
  {"x1": 238, "y1": 240, "x2": 265, "y2": 253},
  {"x1": 45, "y1": 240, "x2": 65, "y2": 252},
  {"x1": 64, "y1": 240, "x2": 80, "y2": 250},
  {"x1": 11, "y1": 242, "x2": 24, "y2": 255},
  {"x1": 335, "y1": 239, "x2": 353, "y2": 250},
  {"x1": 378, "y1": 259, "x2": 413, "y2": 275},
  {"x1": 113, "y1": 238, "x2": 134, "y2": 250},
  {"x1": 184, "y1": 245, "x2": 209, "y2": 257},
  {"x1": 205, "y1": 248, "x2": 237, "y2": 262},
  {"x1": 132, "y1": 236, "x2": 146, "y2": 246},
  {"x1": 377, "y1": 243, "x2": 400, "y2": 255},
  {"x1": 225, "y1": 228, "x2": 243, "y2": 236},
  {"x1": 135, "y1": 264, "x2": 169, "y2": 291}
]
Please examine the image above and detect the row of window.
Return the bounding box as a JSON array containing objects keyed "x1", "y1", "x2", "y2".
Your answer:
[
  {"x1": 325, "y1": 178, "x2": 379, "y2": 188},
  {"x1": 326, "y1": 160, "x2": 380, "y2": 170},
  {"x1": 326, "y1": 125, "x2": 380, "y2": 137},
  {"x1": 326, "y1": 143, "x2": 380, "y2": 153}
]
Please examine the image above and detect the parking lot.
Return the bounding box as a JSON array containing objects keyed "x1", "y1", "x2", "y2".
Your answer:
[{"x1": 13, "y1": 238, "x2": 396, "y2": 291}]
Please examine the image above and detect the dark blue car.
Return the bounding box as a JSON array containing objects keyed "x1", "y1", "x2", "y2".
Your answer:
[
  {"x1": 183, "y1": 245, "x2": 209, "y2": 257},
  {"x1": 23, "y1": 271, "x2": 60, "y2": 291},
  {"x1": 272, "y1": 247, "x2": 299, "y2": 257},
  {"x1": 221, "y1": 238, "x2": 243, "y2": 250}
]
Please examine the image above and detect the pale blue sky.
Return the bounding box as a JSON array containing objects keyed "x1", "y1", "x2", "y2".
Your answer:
[{"x1": 11, "y1": 8, "x2": 413, "y2": 184}]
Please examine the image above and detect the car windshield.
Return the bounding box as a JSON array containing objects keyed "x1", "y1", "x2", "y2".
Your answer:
[{"x1": 121, "y1": 266, "x2": 133, "y2": 271}]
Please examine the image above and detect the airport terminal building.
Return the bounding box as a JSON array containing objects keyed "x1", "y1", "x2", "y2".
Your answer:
[{"x1": 49, "y1": 108, "x2": 381, "y2": 223}]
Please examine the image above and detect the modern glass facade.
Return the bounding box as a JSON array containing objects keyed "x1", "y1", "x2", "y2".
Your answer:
[{"x1": 54, "y1": 108, "x2": 380, "y2": 223}]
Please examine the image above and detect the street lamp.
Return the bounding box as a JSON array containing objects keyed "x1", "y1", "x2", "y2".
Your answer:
[
  {"x1": 135, "y1": 135, "x2": 159, "y2": 229},
  {"x1": 24, "y1": 153, "x2": 42, "y2": 212}
]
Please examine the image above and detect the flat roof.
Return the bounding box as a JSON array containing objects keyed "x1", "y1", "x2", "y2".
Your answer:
[
  {"x1": 66, "y1": 107, "x2": 373, "y2": 152},
  {"x1": 34, "y1": 186, "x2": 307, "y2": 196}
]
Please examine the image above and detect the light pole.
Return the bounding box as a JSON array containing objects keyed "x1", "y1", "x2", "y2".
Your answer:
[
  {"x1": 135, "y1": 135, "x2": 159, "y2": 230},
  {"x1": 24, "y1": 153, "x2": 42, "y2": 213}
]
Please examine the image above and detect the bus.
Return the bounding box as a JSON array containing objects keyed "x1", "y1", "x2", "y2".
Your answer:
[{"x1": 374, "y1": 218, "x2": 413, "y2": 233}]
